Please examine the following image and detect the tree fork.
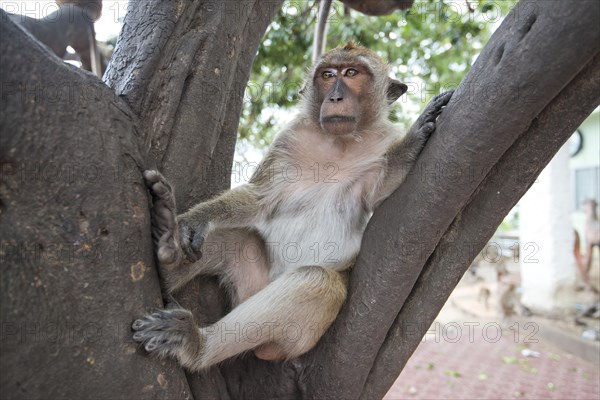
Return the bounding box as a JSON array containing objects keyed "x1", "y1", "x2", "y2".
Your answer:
[{"x1": 1, "y1": 0, "x2": 599, "y2": 399}]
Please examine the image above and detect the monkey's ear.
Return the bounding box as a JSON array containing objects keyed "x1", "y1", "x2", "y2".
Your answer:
[{"x1": 387, "y1": 79, "x2": 408, "y2": 105}]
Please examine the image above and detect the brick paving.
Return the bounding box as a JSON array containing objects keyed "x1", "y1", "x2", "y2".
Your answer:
[{"x1": 384, "y1": 321, "x2": 599, "y2": 400}]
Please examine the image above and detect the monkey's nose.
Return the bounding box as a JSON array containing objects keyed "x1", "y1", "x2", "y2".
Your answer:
[{"x1": 329, "y1": 96, "x2": 343, "y2": 102}]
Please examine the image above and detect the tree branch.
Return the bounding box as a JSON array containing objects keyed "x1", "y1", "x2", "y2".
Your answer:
[
  {"x1": 106, "y1": 0, "x2": 283, "y2": 211},
  {"x1": 362, "y1": 50, "x2": 600, "y2": 400},
  {"x1": 103, "y1": 2, "x2": 283, "y2": 399},
  {"x1": 303, "y1": 1, "x2": 600, "y2": 397}
]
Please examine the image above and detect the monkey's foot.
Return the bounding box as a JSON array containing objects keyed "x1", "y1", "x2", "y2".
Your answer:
[
  {"x1": 132, "y1": 308, "x2": 200, "y2": 363},
  {"x1": 144, "y1": 170, "x2": 182, "y2": 268}
]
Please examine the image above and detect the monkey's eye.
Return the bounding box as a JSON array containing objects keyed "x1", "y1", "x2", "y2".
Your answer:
[
  {"x1": 322, "y1": 71, "x2": 335, "y2": 79},
  {"x1": 344, "y1": 68, "x2": 359, "y2": 77}
]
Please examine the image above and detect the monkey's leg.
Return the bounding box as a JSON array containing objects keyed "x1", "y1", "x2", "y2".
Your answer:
[
  {"x1": 132, "y1": 266, "x2": 347, "y2": 371},
  {"x1": 178, "y1": 185, "x2": 260, "y2": 261},
  {"x1": 165, "y1": 228, "x2": 271, "y2": 298},
  {"x1": 216, "y1": 229, "x2": 271, "y2": 306}
]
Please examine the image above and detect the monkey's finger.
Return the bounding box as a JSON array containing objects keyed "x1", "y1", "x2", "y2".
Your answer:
[
  {"x1": 179, "y1": 224, "x2": 200, "y2": 262},
  {"x1": 181, "y1": 244, "x2": 198, "y2": 263},
  {"x1": 419, "y1": 91, "x2": 454, "y2": 124},
  {"x1": 190, "y1": 232, "x2": 204, "y2": 258},
  {"x1": 432, "y1": 90, "x2": 454, "y2": 104},
  {"x1": 430, "y1": 90, "x2": 454, "y2": 112},
  {"x1": 417, "y1": 122, "x2": 436, "y2": 137},
  {"x1": 151, "y1": 182, "x2": 170, "y2": 198}
]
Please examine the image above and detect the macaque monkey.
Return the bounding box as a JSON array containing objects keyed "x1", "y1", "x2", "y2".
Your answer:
[
  {"x1": 132, "y1": 42, "x2": 453, "y2": 370},
  {"x1": 583, "y1": 199, "x2": 600, "y2": 275}
]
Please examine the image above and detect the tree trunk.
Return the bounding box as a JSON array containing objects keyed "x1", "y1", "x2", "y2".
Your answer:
[{"x1": 0, "y1": 1, "x2": 598, "y2": 399}]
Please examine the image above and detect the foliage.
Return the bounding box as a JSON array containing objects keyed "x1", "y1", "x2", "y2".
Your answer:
[{"x1": 237, "y1": 0, "x2": 517, "y2": 155}]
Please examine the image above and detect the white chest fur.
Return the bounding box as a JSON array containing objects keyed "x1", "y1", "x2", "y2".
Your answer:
[{"x1": 255, "y1": 127, "x2": 396, "y2": 277}]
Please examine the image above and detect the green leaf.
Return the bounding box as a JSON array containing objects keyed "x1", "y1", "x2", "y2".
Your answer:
[
  {"x1": 502, "y1": 356, "x2": 518, "y2": 364},
  {"x1": 445, "y1": 369, "x2": 462, "y2": 378}
]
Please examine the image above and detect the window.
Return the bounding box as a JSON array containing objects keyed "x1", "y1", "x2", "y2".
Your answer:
[{"x1": 573, "y1": 167, "x2": 600, "y2": 210}]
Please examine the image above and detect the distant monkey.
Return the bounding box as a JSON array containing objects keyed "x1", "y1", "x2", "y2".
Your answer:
[
  {"x1": 576, "y1": 199, "x2": 600, "y2": 286},
  {"x1": 132, "y1": 42, "x2": 453, "y2": 370},
  {"x1": 478, "y1": 286, "x2": 491, "y2": 309},
  {"x1": 8, "y1": 0, "x2": 102, "y2": 76}
]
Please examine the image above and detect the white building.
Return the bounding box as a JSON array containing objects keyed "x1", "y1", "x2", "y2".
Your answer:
[{"x1": 519, "y1": 108, "x2": 599, "y2": 316}]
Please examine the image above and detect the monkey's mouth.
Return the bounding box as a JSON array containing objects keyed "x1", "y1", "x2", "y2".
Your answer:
[{"x1": 321, "y1": 116, "x2": 356, "y2": 124}]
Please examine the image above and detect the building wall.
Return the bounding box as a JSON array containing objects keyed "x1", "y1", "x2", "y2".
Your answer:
[
  {"x1": 571, "y1": 109, "x2": 600, "y2": 248},
  {"x1": 519, "y1": 108, "x2": 599, "y2": 315},
  {"x1": 519, "y1": 144, "x2": 577, "y2": 315}
]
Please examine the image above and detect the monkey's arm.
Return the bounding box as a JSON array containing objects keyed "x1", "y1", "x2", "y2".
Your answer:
[
  {"x1": 178, "y1": 185, "x2": 259, "y2": 261},
  {"x1": 375, "y1": 91, "x2": 453, "y2": 206}
]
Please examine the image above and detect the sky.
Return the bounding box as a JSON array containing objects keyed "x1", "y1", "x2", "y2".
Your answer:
[{"x1": 0, "y1": 0, "x2": 128, "y2": 41}]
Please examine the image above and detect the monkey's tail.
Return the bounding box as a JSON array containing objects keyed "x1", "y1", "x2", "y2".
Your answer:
[{"x1": 87, "y1": 22, "x2": 102, "y2": 77}]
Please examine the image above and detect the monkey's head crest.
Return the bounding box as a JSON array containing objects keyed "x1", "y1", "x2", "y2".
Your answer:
[
  {"x1": 314, "y1": 41, "x2": 390, "y2": 75},
  {"x1": 342, "y1": 41, "x2": 360, "y2": 51}
]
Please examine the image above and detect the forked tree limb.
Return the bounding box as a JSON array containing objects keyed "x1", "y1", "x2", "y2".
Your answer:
[
  {"x1": 362, "y1": 50, "x2": 600, "y2": 400},
  {"x1": 2, "y1": 0, "x2": 599, "y2": 399}
]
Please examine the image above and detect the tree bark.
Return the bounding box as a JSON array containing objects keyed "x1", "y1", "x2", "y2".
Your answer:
[
  {"x1": 1, "y1": 0, "x2": 598, "y2": 399},
  {"x1": 0, "y1": 13, "x2": 191, "y2": 399},
  {"x1": 1, "y1": 1, "x2": 280, "y2": 399}
]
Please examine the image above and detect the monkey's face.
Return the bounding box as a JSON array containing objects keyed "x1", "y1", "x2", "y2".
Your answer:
[
  {"x1": 315, "y1": 62, "x2": 374, "y2": 136},
  {"x1": 307, "y1": 43, "x2": 408, "y2": 136}
]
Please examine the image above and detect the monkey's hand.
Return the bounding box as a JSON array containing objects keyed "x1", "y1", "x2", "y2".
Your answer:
[
  {"x1": 410, "y1": 90, "x2": 454, "y2": 138},
  {"x1": 132, "y1": 308, "x2": 201, "y2": 365},
  {"x1": 144, "y1": 170, "x2": 183, "y2": 269},
  {"x1": 178, "y1": 211, "x2": 208, "y2": 263}
]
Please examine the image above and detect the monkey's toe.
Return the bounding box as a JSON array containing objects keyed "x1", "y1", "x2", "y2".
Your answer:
[
  {"x1": 158, "y1": 245, "x2": 178, "y2": 265},
  {"x1": 157, "y1": 232, "x2": 181, "y2": 267},
  {"x1": 132, "y1": 319, "x2": 147, "y2": 330},
  {"x1": 143, "y1": 170, "x2": 161, "y2": 184},
  {"x1": 144, "y1": 169, "x2": 174, "y2": 200}
]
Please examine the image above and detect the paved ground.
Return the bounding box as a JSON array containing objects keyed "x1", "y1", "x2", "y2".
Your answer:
[
  {"x1": 384, "y1": 278, "x2": 600, "y2": 400},
  {"x1": 384, "y1": 323, "x2": 599, "y2": 399}
]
